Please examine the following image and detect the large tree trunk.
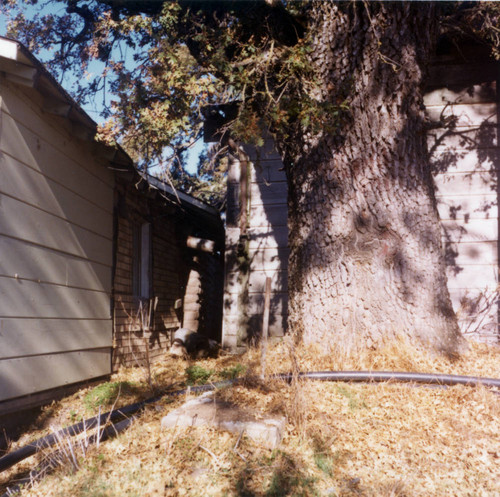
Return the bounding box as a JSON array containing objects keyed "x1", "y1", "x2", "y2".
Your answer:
[{"x1": 280, "y1": 2, "x2": 465, "y2": 355}]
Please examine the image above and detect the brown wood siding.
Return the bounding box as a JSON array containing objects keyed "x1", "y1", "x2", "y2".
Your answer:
[
  {"x1": 112, "y1": 180, "x2": 224, "y2": 369},
  {"x1": 112, "y1": 186, "x2": 184, "y2": 369}
]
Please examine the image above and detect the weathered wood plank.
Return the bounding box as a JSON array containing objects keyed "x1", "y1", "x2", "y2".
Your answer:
[
  {"x1": 0, "y1": 318, "x2": 112, "y2": 359},
  {"x1": 441, "y1": 218, "x2": 498, "y2": 243},
  {"x1": 0, "y1": 349, "x2": 111, "y2": 402},
  {"x1": 424, "y1": 82, "x2": 496, "y2": 107},
  {"x1": 0, "y1": 276, "x2": 111, "y2": 319},
  {"x1": 426, "y1": 102, "x2": 497, "y2": 128},
  {"x1": 0, "y1": 236, "x2": 111, "y2": 292},
  {"x1": 0, "y1": 112, "x2": 113, "y2": 210},
  {"x1": 437, "y1": 195, "x2": 498, "y2": 222},
  {"x1": 431, "y1": 148, "x2": 500, "y2": 175},
  {"x1": 248, "y1": 203, "x2": 288, "y2": 228},
  {"x1": 434, "y1": 171, "x2": 497, "y2": 197},
  {"x1": 444, "y1": 240, "x2": 498, "y2": 266},
  {"x1": 250, "y1": 182, "x2": 288, "y2": 206},
  {"x1": 446, "y1": 265, "x2": 498, "y2": 290},
  {"x1": 2, "y1": 154, "x2": 113, "y2": 237},
  {"x1": 0, "y1": 194, "x2": 113, "y2": 266}
]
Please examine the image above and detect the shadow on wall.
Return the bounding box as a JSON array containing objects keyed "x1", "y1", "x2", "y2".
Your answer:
[
  {"x1": 427, "y1": 76, "x2": 500, "y2": 341},
  {"x1": 183, "y1": 251, "x2": 224, "y2": 342},
  {"x1": 224, "y1": 143, "x2": 289, "y2": 348}
]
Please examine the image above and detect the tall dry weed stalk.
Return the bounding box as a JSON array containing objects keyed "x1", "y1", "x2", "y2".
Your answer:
[
  {"x1": 124, "y1": 297, "x2": 159, "y2": 391},
  {"x1": 285, "y1": 336, "x2": 306, "y2": 436}
]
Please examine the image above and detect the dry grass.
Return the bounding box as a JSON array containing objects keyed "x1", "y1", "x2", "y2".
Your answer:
[{"x1": 1, "y1": 339, "x2": 498, "y2": 497}]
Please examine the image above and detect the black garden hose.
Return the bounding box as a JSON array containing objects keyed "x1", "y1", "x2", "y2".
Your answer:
[
  {"x1": 291, "y1": 371, "x2": 500, "y2": 388},
  {"x1": 1, "y1": 416, "x2": 136, "y2": 497},
  {"x1": 0, "y1": 371, "x2": 498, "y2": 496},
  {"x1": 0, "y1": 382, "x2": 227, "y2": 473}
]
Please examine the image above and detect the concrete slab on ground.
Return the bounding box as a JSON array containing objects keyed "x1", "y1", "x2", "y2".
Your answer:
[{"x1": 161, "y1": 392, "x2": 285, "y2": 449}]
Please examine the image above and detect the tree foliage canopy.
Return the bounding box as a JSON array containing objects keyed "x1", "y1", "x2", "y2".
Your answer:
[
  {"x1": 2, "y1": 1, "x2": 500, "y2": 205},
  {"x1": 2, "y1": 3, "x2": 498, "y2": 143}
]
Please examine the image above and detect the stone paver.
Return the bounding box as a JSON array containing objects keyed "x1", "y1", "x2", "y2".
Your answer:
[{"x1": 161, "y1": 392, "x2": 285, "y2": 449}]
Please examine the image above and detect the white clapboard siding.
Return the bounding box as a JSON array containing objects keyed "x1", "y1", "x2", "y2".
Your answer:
[
  {"x1": 0, "y1": 82, "x2": 114, "y2": 190},
  {"x1": 428, "y1": 126, "x2": 499, "y2": 152},
  {"x1": 446, "y1": 265, "x2": 498, "y2": 290},
  {"x1": 2, "y1": 155, "x2": 112, "y2": 237},
  {"x1": 225, "y1": 269, "x2": 288, "y2": 295},
  {"x1": 0, "y1": 194, "x2": 112, "y2": 266},
  {"x1": 223, "y1": 143, "x2": 289, "y2": 347},
  {"x1": 444, "y1": 241, "x2": 498, "y2": 266},
  {"x1": 449, "y1": 288, "x2": 499, "y2": 311},
  {"x1": 434, "y1": 171, "x2": 497, "y2": 197},
  {"x1": 246, "y1": 226, "x2": 288, "y2": 250},
  {"x1": 0, "y1": 113, "x2": 113, "y2": 211},
  {"x1": 429, "y1": 71, "x2": 499, "y2": 341},
  {"x1": 432, "y1": 149, "x2": 499, "y2": 174},
  {"x1": 248, "y1": 247, "x2": 290, "y2": 272},
  {"x1": 244, "y1": 139, "x2": 280, "y2": 161},
  {"x1": 223, "y1": 315, "x2": 286, "y2": 340},
  {"x1": 0, "y1": 73, "x2": 114, "y2": 407},
  {"x1": 426, "y1": 102, "x2": 497, "y2": 127},
  {"x1": 437, "y1": 195, "x2": 497, "y2": 222},
  {"x1": 251, "y1": 160, "x2": 288, "y2": 184},
  {"x1": 0, "y1": 318, "x2": 111, "y2": 359},
  {"x1": 249, "y1": 203, "x2": 288, "y2": 228},
  {"x1": 0, "y1": 276, "x2": 110, "y2": 319},
  {"x1": 227, "y1": 226, "x2": 288, "y2": 251},
  {"x1": 250, "y1": 182, "x2": 288, "y2": 206},
  {"x1": 441, "y1": 218, "x2": 498, "y2": 243},
  {"x1": 0, "y1": 350, "x2": 110, "y2": 402},
  {"x1": 224, "y1": 292, "x2": 288, "y2": 317},
  {"x1": 0, "y1": 236, "x2": 111, "y2": 292},
  {"x1": 226, "y1": 246, "x2": 289, "y2": 272},
  {"x1": 424, "y1": 82, "x2": 497, "y2": 106}
]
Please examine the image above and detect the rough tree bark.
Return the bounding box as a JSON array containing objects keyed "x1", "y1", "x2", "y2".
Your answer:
[{"x1": 280, "y1": 2, "x2": 465, "y2": 355}]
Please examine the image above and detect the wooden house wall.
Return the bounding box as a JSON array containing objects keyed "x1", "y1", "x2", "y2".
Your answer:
[
  {"x1": 223, "y1": 145, "x2": 288, "y2": 350},
  {"x1": 426, "y1": 46, "x2": 500, "y2": 343},
  {"x1": 113, "y1": 180, "x2": 224, "y2": 368},
  {"x1": 0, "y1": 78, "x2": 114, "y2": 412},
  {"x1": 222, "y1": 50, "x2": 500, "y2": 349},
  {"x1": 113, "y1": 182, "x2": 185, "y2": 368}
]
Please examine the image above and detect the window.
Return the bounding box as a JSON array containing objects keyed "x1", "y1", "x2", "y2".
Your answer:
[{"x1": 132, "y1": 222, "x2": 151, "y2": 299}]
